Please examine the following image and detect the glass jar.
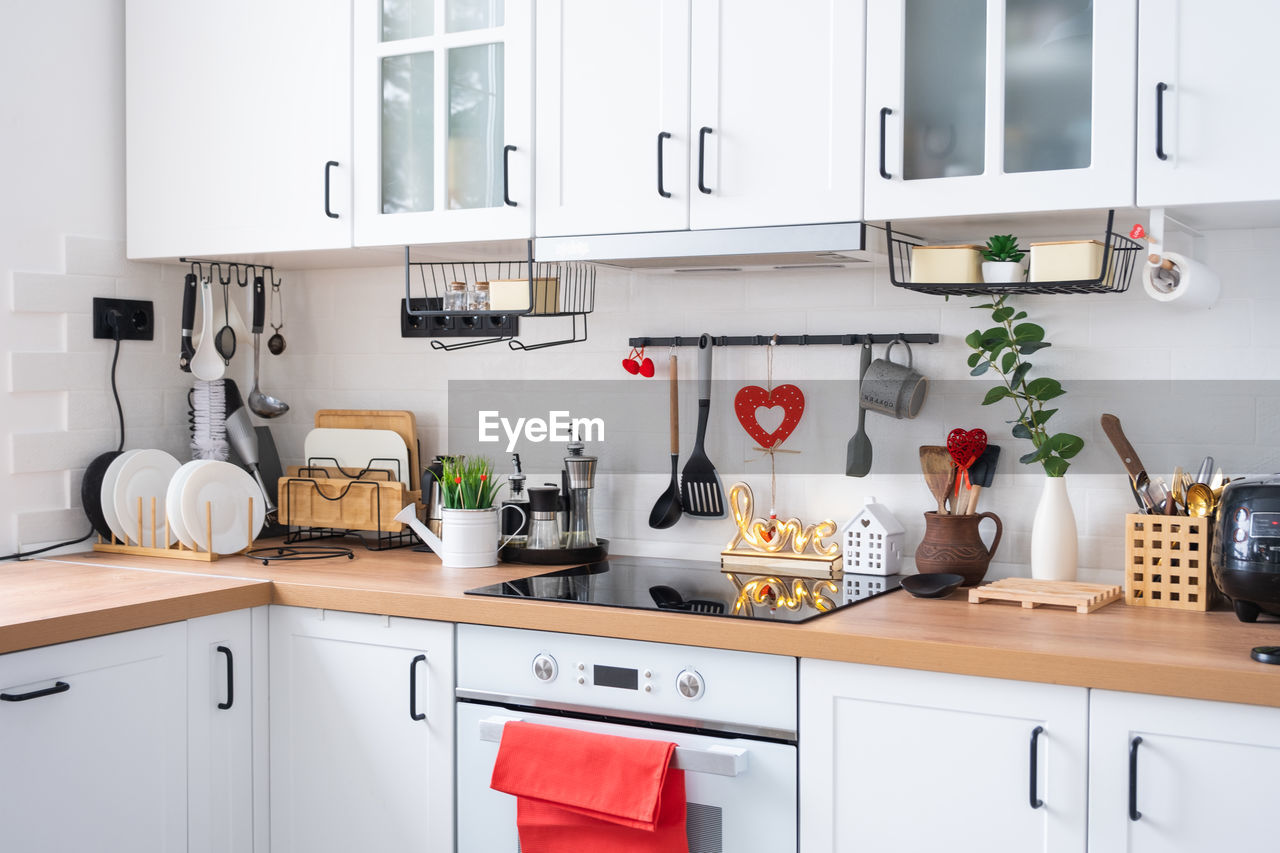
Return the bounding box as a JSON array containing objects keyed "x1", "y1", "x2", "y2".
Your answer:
[
  {"x1": 444, "y1": 280, "x2": 468, "y2": 313},
  {"x1": 469, "y1": 280, "x2": 490, "y2": 311}
]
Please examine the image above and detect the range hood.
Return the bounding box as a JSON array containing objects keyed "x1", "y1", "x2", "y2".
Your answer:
[{"x1": 533, "y1": 223, "x2": 879, "y2": 271}]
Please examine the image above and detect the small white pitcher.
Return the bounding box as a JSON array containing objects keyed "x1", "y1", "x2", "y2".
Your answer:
[{"x1": 395, "y1": 504, "x2": 525, "y2": 568}]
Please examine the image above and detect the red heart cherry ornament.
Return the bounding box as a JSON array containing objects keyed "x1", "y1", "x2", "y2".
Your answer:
[
  {"x1": 734, "y1": 384, "x2": 805, "y2": 449},
  {"x1": 947, "y1": 428, "x2": 987, "y2": 469}
]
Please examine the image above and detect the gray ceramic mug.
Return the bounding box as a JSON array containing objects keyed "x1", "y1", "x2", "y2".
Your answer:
[{"x1": 859, "y1": 340, "x2": 927, "y2": 419}]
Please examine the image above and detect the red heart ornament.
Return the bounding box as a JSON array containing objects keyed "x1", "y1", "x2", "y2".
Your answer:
[
  {"x1": 621, "y1": 356, "x2": 639, "y2": 374},
  {"x1": 947, "y1": 428, "x2": 987, "y2": 469},
  {"x1": 734, "y1": 384, "x2": 805, "y2": 449},
  {"x1": 638, "y1": 357, "x2": 655, "y2": 377}
]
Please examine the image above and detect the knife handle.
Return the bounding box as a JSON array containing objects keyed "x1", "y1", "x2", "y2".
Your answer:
[
  {"x1": 698, "y1": 334, "x2": 713, "y2": 401},
  {"x1": 252, "y1": 275, "x2": 266, "y2": 334},
  {"x1": 1100, "y1": 413, "x2": 1148, "y2": 483}
]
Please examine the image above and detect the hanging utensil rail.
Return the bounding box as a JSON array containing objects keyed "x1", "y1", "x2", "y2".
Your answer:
[
  {"x1": 180, "y1": 258, "x2": 282, "y2": 289},
  {"x1": 628, "y1": 333, "x2": 939, "y2": 348}
]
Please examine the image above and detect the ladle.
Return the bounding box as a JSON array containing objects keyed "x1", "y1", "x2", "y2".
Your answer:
[{"x1": 248, "y1": 275, "x2": 289, "y2": 418}]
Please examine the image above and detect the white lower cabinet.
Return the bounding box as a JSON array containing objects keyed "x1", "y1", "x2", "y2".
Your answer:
[
  {"x1": 269, "y1": 605, "x2": 455, "y2": 853},
  {"x1": 0, "y1": 622, "x2": 188, "y2": 851},
  {"x1": 189, "y1": 607, "x2": 268, "y2": 853},
  {"x1": 1088, "y1": 689, "x2": 1280, "y2": 852},
  {"x1": 800, "y1": 660, "x2": 1088, "y2": 853}
]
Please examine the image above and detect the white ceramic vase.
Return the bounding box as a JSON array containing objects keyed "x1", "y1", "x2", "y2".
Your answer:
[
  {"x1": 981, "y1": 260, "x2": 1024, "y2": 283},
  {"x1": 1031, "y1": 475, "x2": 1077, "y2": 581}
]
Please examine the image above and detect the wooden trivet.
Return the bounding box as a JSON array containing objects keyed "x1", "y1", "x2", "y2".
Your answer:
[{"x1": 968, "y1": 578, "x2": 1123, "y2": 614}]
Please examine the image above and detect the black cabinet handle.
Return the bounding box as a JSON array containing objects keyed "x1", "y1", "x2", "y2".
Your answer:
[
  {"x1": 409, "y1": 654, "x2": 426, "y2": 721},
  {"x1": 1, "y1": 681, "x2": 70, "y2": 702},
  {"x1": 879, "y1": 107, "x2": 893, "y2": 180},
  {"x1": 1128, "y1": 736, "x2": 1143, "y2": 821},
  {"x1": 1029, "y1": 725, "x2": 1044, "y2": 809},
  {"x1": 324, "y1": 160, "x2": 340, "y2": 219},
  {"x1": 1155, "y1": 83, "x2": 1168, "y2": 161},
  {"x1": 216, "y1": 645, "x2": 234, "y2": 710},
  {"x1": 503, "y1": 145, "x2": 517, "y2": 207},
  {"x1": 657, "y1": 132, "x2": 672, "y2": 198},
  {"x1": 697, "y1": 127, "x2": 713, "y2": 194}
]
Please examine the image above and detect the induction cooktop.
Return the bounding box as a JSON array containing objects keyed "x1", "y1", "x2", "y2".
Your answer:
[{"x1": 464, "y1": 557, "x2": 902, "y2": 623}]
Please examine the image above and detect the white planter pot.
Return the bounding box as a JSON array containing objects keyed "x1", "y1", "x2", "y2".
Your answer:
[
  {"x1": 1031, "y1": 475, "x2": 1078, "y2": 581},
  {"x1": 981, "y1": 260, "x2": 1024, "y2": 283}
]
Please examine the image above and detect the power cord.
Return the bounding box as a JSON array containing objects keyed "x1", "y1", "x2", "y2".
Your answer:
[{"x1": 1, "y1": 311, "x2": 126, "y2": 561}]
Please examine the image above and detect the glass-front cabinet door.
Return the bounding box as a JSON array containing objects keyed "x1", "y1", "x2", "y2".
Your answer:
[
  {"x1": 354, "y1": 0, "x2": 532, "y2": 246},
  {"x1": 864, "y1": 0, "x2": 1135, "y2": 221}
]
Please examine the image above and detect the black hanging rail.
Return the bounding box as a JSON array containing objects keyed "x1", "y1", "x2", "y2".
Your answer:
[
  {"x1": 628, "y1": 333, "x2": 939, "y2": 348},
  {"x1": 180, "y1": 258, "x2": 282, "y2": 287}
]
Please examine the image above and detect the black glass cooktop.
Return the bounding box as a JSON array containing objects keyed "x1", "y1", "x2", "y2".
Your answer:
[{"x1": 465, "y1": 557, "x2": 902, "y2": 623}]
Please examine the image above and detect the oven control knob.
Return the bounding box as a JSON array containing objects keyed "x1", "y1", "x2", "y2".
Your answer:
[
  {"x1": 532, "y1": 653, "x2": 558, "y2": 682},
  {"x1": 675, "y1": 669, "x2": 704, "y2": 700}
]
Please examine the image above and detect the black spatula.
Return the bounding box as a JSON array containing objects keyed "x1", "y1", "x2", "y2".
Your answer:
[
  {"x1": 680, "y1": 334, "x2": 726, "y2": 518},
  {"x1": 962, "y1": 445, "x2": 1001, "y2": 514}
]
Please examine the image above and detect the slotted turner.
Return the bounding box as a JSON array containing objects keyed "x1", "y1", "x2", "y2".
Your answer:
[{"x1": 680, "y1": 334, "x2": 727, "y2": 518}]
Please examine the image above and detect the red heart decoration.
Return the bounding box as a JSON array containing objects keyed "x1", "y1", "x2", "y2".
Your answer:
[
  {"x1": 734, "y1": 384, "x2": 805, "y2": 449},
  {"x1": 638, "y1": 357, "x2": 655, "y2": 378},
  {"x1": 946, "y1": 428, "x2": 988, "y2": 470},
  {"x1": 621, "y1": 357, "x2": 639, "y2": 374}
]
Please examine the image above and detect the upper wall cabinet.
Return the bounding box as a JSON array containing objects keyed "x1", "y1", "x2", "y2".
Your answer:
[
  {"x1": 535, "y1": 0, "x2": 864, "y2": 238},
  {"x1": 353, "y1": 0, "x2": 533, "y2": 246},
  {"x1": 864, "y1": 0, "x2": 1136, "y2": 221},
  {"x1": 126, "y1": 0, "x2": 354, "y2": 260},
  {"x1": 1137, "y1": 1, "x2": 1280, "y2": 211}
]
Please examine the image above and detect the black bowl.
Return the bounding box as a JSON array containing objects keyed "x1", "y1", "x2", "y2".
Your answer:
[{"x1": 900, "y1": 573, "x2": 965, "y2": 599}]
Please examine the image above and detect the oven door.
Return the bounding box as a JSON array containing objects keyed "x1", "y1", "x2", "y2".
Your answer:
[{"x1": 456, "y1": 701, "x2": 798, "y2": 853}]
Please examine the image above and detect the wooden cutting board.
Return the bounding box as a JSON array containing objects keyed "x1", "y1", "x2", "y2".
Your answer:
[
  {"x1": 968, "y1": 578, "x2": 1123, "y2": 614},
  {"x1": 315, "y1": 410, "x2": 420, "y2": 491}
]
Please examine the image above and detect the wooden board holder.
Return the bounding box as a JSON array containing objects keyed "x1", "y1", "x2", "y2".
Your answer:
[
  {"x1": 93, "y1": 495, "x2": 256, "y2": 562},
  {"x1": 968, "y1": 578, "x2": 1123, "y2": 614},
  {"x1": 278, "y1": 470, "x2": 421, "y2": 534}
]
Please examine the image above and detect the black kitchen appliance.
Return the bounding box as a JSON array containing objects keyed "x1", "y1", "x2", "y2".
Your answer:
[
  {"x1": 1212, "y1": 475, "x2": 1280, "y2": 622},
  {"x1": 465, "y1": 556, "x2": 899, "y2": 623}
]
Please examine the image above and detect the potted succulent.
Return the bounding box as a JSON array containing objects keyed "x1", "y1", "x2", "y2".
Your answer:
[
  {"x1": 979, "y1": 234, "x2": 1026, "y2": 283},
  {"x1": 966, "y1": 295, "x2": 1083, "y2": 580}
]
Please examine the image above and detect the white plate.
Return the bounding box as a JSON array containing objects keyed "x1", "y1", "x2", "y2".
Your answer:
[
  {"x1": 99, "y1": 449, "x2": 143, "y2": 544},
  {"x1": 303, "y1": 428, "x2": 411, "y2": 484},
  {"x1": 180, "y1": 461, "x2": 265, "y2": 554},
  {"x1": 112, "y1": 449, "x2": 182, "y2": 547},
  {"x1": 166, "y1": 460, "x2": 213, "y2": 549}
]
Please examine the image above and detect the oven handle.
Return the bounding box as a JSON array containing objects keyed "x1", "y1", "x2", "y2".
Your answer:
[{"x1": 478, "y1": 715, "x2": 749, "y2": 778}]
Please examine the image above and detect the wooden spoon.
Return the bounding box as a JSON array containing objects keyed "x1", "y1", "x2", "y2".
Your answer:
[{"x1": 920, "y1": 446, "x2": 954, "y2": 515}]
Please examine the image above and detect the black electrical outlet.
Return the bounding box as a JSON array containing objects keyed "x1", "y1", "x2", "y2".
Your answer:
[
  {"x1": 401, "y1": 297, "x2": 519, "y2": 339},
  {"x1": 93, "y1": 297, "x2": 155, "y2": 341}
]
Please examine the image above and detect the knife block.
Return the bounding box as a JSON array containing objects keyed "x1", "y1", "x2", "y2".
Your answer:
[{"x1": 1123, "y1": 514, "x2": 1218, "y2": 611}]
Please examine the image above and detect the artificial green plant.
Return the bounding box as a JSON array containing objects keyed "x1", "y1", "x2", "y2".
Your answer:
[{"x1": 436, "y1": 455, "x2": 503, "y2": 509}]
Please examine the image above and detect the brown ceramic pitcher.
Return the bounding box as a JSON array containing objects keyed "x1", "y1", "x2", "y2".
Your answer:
[{"x1": 914, "y1": 511, "x2": 1003, "y2": 586}]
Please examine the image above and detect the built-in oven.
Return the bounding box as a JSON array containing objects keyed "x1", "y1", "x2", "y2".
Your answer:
[{"x1": 455, "y1": 624, "x2": 798, "y2": 852}]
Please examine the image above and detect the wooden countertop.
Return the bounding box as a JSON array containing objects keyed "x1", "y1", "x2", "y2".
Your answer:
[
  {"x1": 0, "y1": 559, "x2": 271, "y2": 654},
  {"x1": 20, "y1": 544, "x2": 1280, "y2": 709}
]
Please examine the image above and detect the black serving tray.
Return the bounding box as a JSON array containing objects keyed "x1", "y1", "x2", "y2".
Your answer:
[{"x1": 500, "y1": 538, "x2": 609, "y2": 565}]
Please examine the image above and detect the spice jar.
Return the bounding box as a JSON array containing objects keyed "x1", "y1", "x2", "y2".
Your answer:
[
  {"x1": 469, "y1": 281, "x2": 490, "y2": 312},
  {"x1": 444, "y1": 281, "x2": 468, "y2": 313}
]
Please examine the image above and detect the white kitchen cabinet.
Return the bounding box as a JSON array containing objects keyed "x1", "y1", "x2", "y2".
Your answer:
[
  {"x1": 126, "y1": 0, "x2": 353, "y2": 259},
  {"x1": 800, "y1": 660, "x2": 1088, "y2": 853},
  {"x1": 864, "y1": 0, "x2": 1136, "y2": 221},
  {"x1": 0, "y1": 622, "x2": 188, "y2": 851},
  {"x1": 353, "y1": 0, "x2": 533, "y2": 246},
  {"x1": 535, "y1": 0, "x2": 863, "y2": 238},
  {"x1": 1137, "y1": 1, "x2": 1280, "y2": 210},
  {"x1": 1088, "y1": 689, "x2": 1280, "y2": 853},
  {"x1": 189, "y1": 607, "x2": 269, "y2": 853},
  {"x1": 269, "y1": 605, "x2": 455, "y2": 853}
]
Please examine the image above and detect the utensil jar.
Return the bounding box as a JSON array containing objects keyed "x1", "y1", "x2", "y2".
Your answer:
[{"x1": 914, "y1": 511, "x2": 1003, "y2": 587}]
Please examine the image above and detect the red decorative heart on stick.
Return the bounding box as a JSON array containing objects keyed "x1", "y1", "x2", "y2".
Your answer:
[
  {"x1": 947, "y1": 428, "x2": 988, "y2": 493},
  {"x1": 734, "y1": 384, "x2": 805, "y2": 449}
]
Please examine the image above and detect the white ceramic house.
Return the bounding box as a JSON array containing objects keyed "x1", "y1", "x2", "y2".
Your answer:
[{"x1": 842, "y1": 496, "x2": 906, "y2": 578}]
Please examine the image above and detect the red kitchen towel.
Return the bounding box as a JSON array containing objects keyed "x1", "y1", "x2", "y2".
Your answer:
[{"x1": 490, "y1": 721, "x2": 689, "y2": 853}]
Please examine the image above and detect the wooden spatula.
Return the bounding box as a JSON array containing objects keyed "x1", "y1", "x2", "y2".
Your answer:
[{"x1": 920, "y1": 446, "x2": 954, "y2": 515}]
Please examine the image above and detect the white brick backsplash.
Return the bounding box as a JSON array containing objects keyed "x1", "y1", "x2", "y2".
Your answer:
[
  {"x1": 16, "y1": 508, "x2": 89, "y2": 547},
  {"x1": 10, "y1": 352, "x2": 109, "y2": 392},
  {"x1": 11, "y1": 271, "x2": 114, "y2": 313},
  {"x1": 64, "y1": 235, "x2": 137, "y2": 279},
  {"x1": 11, "y1": 428, "x2": 117, "y2": 474}
]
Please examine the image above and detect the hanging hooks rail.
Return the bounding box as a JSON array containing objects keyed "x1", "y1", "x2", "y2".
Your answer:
[
  {"x1": 628, "y1": 333, "x2": 940, "y2": 349},
  {"x1": 181, "y1": 258, "x2": 279, "y2": 287}
]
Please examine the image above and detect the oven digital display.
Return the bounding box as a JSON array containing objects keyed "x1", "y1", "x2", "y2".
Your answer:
[
  {"x1": 593, "y1": 665, "x2": 638, "y2": 690},
  {"x1": 1251, "y1": 512, "x2": 1280, "y2": 538}
]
